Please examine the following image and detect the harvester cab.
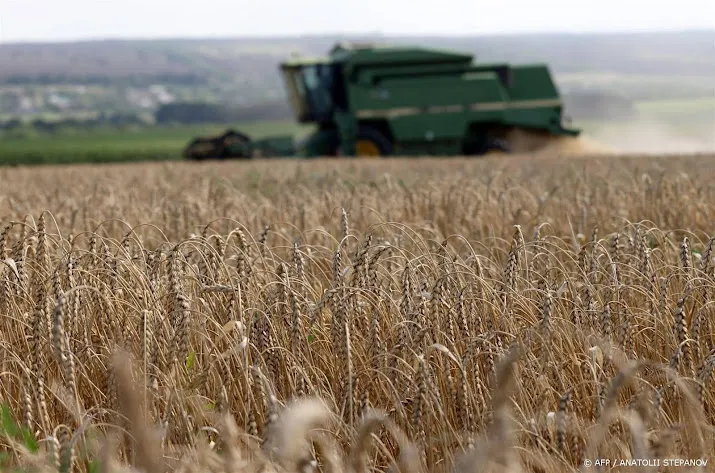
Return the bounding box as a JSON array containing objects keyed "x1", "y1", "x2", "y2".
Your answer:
[
  {"x1": 279, "y1": 42, "x2": 388, "y2": 126},
  {"x1": 280, "y1": 61, "x2": 340, "y2": 124}
]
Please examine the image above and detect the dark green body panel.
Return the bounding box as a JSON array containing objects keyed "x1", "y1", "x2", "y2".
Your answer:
[
  {"x1": 278, "y1": 43, "x2": 580, "y2": 157},
  {"x1": 249, "y1": 135, "x2": 296, "y2": 157}
]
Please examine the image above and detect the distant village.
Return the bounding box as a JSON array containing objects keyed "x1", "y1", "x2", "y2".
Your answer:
[{"x1": 0, "y1": 84, "x2": 176, "y2": 117}]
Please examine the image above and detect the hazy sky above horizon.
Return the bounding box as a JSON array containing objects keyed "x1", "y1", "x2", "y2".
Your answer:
[{"x1": 1, "y1": 0, "x2": 714, "y2": 43}]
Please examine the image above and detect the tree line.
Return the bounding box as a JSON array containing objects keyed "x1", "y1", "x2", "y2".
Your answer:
[{"x1": 154, "y1": 99, "x2": 292, "y2": 124}]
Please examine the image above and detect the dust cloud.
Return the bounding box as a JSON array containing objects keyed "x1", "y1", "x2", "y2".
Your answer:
[
  {"x1": 502, "y1": 119, "x2": 714, "y2": 157},
  {"x1": 586, "y1": 119, "x2": 715, "y2": 154},
  {"x1": 504, "y1": 128, "x2": 615, "y2": 156}
]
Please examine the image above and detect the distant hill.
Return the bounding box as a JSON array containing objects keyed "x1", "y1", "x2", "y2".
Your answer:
[{"x1": 2, "y1": 30, "x2": 713, "y2": 83}]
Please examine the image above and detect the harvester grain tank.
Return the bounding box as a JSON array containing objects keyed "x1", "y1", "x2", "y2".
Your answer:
[{"x1": 184, "y1": 41, "x2": 580, "y2": 159}]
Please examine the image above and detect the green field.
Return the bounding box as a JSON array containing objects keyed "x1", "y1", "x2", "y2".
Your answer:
[{"x1": 0, "y1": 120, "x2": 313, "y2": 165}]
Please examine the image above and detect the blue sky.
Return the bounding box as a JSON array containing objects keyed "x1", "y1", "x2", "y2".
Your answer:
[{"x1": 1, "y1": 0, "x2": 714, "y2": 43}]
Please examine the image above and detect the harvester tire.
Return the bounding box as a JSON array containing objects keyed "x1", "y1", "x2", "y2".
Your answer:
[
  {"x1": 467, "y1": 136, "x2": 511, "y2": 156},
  {"x1": 487, "y1": 138, "x2": 510, "y2": 153},
  {"x1": 354, "y1": 126, "x2": 393, "y2": 158}
]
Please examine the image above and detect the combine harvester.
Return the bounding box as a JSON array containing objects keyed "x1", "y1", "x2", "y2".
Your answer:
[{"x1": 184, "y1": 41, "x2": 588, "y2": 159}]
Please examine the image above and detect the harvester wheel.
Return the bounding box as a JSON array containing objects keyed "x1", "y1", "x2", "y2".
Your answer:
[
  {"x1": 356, "y1": 139, "x2": 381, "y2": 157},
  {"x1": 483, "y1": 138, "x2": 510, "y2": 155},
  {"x1": 465, "y1": 135, "x2": 511, "y2": 156},
  {"x1": 354, "y1": 127, "x2": 393, "y2": 158}
]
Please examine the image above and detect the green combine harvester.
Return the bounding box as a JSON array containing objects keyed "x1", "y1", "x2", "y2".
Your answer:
[{"x1": 183, "y1": 41, "x2": 580, "y2": 159}]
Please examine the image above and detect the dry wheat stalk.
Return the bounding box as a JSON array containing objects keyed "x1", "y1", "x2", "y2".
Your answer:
[{"x1": 0, "y1": 156, "x2": 712, "y2": 473}]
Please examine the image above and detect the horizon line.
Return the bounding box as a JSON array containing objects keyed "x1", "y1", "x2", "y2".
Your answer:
[{"x1": 1, "y1": 27, "x2": 713, "y2": 46}]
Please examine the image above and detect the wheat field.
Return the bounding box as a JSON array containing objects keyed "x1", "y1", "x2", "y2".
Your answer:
[{"x1": 0, "y1": 154, "x2": 714, "y2": 473}]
